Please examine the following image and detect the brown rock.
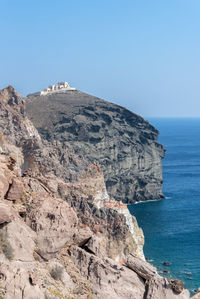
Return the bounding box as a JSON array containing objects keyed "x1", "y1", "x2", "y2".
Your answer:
[
  {"x1": 0, "y1": 86, "x2": 192, "y2": 299},
  {"x1": 126, "y1": 254, "x2": 157, "y2": 280},
  {"x1": 125, "y1": 255, "x2": 190, "y2": 299},
  {"x1": 70, "y1": 246, "x2": 145, "y2": 299},
  {"x1": 0, "y1": 262, "x2": 45, "y2": 299},
  {"x1": 74, "y1": 226, "x2": 93, "y2": 246},
  {"x1": 25, "y1": 195, "x2": 78, "y2": 260},
  {"x1": 0, "y1": 159, "x2": 12, "y2": 200},
  {"x1": 6, "y1": 178, "x2": 24, "y2": 201},
  {"x1": 48, "y1": 260, "x2": 74, "y2": 287},
  {"x1": 146, "y1": 276, "x2": 190, "y2": 299},
  {"x1": 0, "y1": 202, "x2": 14, "y2": 224},
  {"x1": 0, "y1": 85, "x2": 21, "y2": 104},
  {"x1": 81, "y1": 235, "x2": 105, "y2": 256},
  {"x1": 6, "y1": 218, "x2": 36, "y2": 262},
  {"x1": 170, "y1": 279, "x2": 184, "y2": 294}
]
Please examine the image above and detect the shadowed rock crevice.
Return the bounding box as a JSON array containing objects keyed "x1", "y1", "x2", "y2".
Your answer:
[{"x1": 143, "y1": 283, "x2": 149, "y2": 299}]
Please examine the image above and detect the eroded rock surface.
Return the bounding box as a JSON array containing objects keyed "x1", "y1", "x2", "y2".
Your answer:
[
  {"x1": 126, "y1": 254, "x2": 190, "y2": 299},
  {"x1": 0, "y1": 86, "x2": 192, "y2": 299},
  {"x1": 26, "y1": 90, "x2": 165, "y2": 203}
]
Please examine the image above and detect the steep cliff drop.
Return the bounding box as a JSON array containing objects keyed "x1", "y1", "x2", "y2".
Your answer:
[
  {"x1": 0, "y1": 85, "x2": 191, "y2": 299},
  {"x1": 26, "y1": 90, "x2": 165, "y2": 203}
]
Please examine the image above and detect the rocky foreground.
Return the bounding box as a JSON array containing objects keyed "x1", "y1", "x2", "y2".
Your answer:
[{"x1": 0, "y1": 86, "x2": 196, "y2": 298}]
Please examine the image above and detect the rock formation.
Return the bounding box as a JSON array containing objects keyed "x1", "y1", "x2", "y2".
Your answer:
[
  {"x1": 25, "y1": 90, "x2": 165, "y2": 203},
  {"x1": 0, "y1": 85, "x2": 192, "y2": 299},
  {"x1": 191, "y1": 290, "x2": 200, "y2": 299}
]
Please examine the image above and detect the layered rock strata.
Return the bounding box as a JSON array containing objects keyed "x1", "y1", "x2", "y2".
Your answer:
[
  {"x1": 0, "y1": 86, "x2": 190, "y2": 299},
  {"x1": 25, "y1": 90, "x2": 165, "y2": 203}
]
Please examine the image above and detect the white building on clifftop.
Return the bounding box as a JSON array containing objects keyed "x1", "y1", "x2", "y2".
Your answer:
[{"x1": 27, "y1": 81, "x2": 76, "y2": 97}]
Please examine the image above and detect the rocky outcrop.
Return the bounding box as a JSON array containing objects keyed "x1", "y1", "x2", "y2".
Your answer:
[
  {"x1": 68, "y1": 247, "x2": 190, "y2": 299},
  {"x1": 69, "y1": 246, "x2": 146, "y2": 299},
  {"x1": 126, "y1": 254, "x2": 190, "y2": 299},
  {"x1": 126, "y1": 253, "x2": 157, "y2": 279},
  {"x1": 0, "y1": 86, "x2": 192, "y2": 299},
  {"x1": 191, "y1": 290, "x2": 200, "y2": 299},
  {"x1": 25, "y1": 194, "x2": 78, "y2": 260},
  {"x1": 25, "y1": 90, "x2": 165, "y2": 203}
]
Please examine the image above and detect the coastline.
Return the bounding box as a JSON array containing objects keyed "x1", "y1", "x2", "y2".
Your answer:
[
  {"x1": 129, "y1": 117, "x2": 200, "y2": 294},
  {"x1": 128, "y1": 197, "x2": 164, "y2": 205}
]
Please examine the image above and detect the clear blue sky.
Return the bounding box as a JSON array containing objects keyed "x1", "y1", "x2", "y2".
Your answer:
[{"x1": 1, "y1": 0, "x2": 200, "y2": 117}]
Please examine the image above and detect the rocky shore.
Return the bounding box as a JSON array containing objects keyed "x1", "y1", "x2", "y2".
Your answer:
[{"x1": 0, "y1": 85, "x2": 195, "y2": 298}]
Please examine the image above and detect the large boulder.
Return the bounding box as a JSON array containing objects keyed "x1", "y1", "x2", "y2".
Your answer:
[{"x1": 25, "y1": 194, "x2": 78, "y2": 260}]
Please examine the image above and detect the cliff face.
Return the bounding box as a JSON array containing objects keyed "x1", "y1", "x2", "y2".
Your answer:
[
  {"x1": 0, "y1": 86, "x2": 190, "y2": 299},
  {"x1": 26, "y1": 90, "x2": 165, "y2": 203}
]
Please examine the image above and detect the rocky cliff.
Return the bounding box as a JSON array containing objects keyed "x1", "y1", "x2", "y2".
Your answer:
[
  {"x1": 0, "y1": 86, "x2": 191, "y2": 299},
  {"x1": 26, "y1": 90, "x2": 165, "y2": 203}
]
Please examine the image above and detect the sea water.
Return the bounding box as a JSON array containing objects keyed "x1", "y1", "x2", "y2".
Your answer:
[{"x1": 128, "y1": 118, "x2": 200, "y2": 293}]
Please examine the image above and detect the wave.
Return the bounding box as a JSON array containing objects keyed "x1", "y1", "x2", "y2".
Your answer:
[{"x1": 131, "y1": 198, "x2": 163, "y2": 205}]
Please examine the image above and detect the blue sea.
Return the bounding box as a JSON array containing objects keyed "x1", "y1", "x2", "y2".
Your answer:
[{"x1": 129, "y1": 118, "x2": 200, "y2": 294}]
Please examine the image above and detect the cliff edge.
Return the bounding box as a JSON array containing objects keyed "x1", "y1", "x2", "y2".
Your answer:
[
  {"x1": 25, "y1": 90, "x2": 165, "y2": 203},
  {"x1": 0, "y1": 86, "x2": 190, "y2": 299}
]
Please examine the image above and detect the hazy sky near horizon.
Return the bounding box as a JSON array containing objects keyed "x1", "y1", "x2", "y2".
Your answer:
[{"x1": 1, "y1": 0, "x2": 200, "y2": 117}]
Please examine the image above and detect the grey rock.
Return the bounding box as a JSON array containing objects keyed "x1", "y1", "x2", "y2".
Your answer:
[{"x1": 25, "y1": 90, "x2": 165, "y2": 203}]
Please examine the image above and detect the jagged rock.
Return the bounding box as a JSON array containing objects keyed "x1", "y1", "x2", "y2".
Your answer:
[
  {"x1": 0, "y1": 85, "x2": 21, "y2": 104},
  {"x1": 81, "y1": 236, "x2": 102, "y2": 256},
  {"x1": 0, "y1": 86, "x2": 194, "y2": 299},
  {"x1": 25, "y1": 90, "x2": 165, "y2": 203},
  {"x1": 126, "y1": 255, "x2": 190, "y2": 298},
  {"x1": 70, "y1": 246, "x2": 145, "y2": 299},
  {"x1": 74, "y1": 226, "x2": 93, "y2": 246},
  {"x1": 59, "y1": 170, "x2": 145, "y2": 261}
]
